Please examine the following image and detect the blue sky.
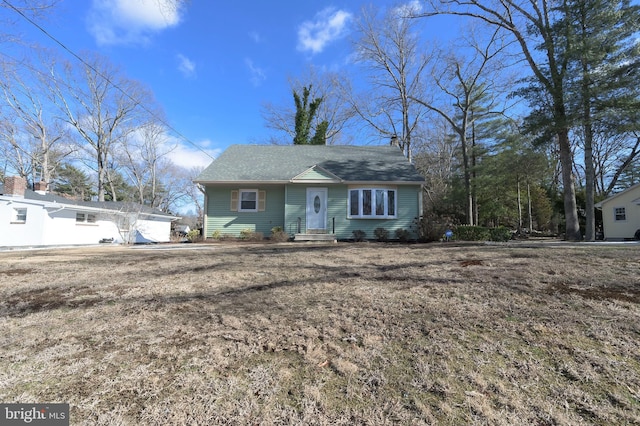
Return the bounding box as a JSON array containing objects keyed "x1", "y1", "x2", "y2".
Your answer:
[{"x1": 6, "y1": 0, "x2": 444, "y2": 169}]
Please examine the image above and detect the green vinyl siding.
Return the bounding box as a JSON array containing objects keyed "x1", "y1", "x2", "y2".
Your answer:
[
  {"x1": 284, "y1": 184, "x2": 421, "y2": 239},
  {"x1": 284, "y1": 185, "x2": 307, "y2": 234},
  {"x1": 335, "y1": 185, "x2": 420, "y2": 239},
  {"x1": 205, "y1": 185, "x2": 285, "y2": 237}
]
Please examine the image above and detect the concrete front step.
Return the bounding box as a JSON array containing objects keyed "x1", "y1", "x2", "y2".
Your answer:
[{"x1": 294, "y1": 233, "x2": 337, "y2": 242}]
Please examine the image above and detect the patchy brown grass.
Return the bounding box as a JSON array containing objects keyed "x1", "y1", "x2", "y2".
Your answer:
[{"x1": 0, "y1": 242, "x2": 639, "y2": 425}]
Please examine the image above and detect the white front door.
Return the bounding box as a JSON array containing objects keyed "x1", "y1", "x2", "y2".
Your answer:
[{"x1": 306, "y1": 188, "x2": 328, "y2": 232}]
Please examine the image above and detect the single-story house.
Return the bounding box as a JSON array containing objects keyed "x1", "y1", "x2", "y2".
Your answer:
[
  {"x1": 0, "y1": 176, "x2": 179, "y2": 247},
  {"x1": 174, "y1": 224, "x2": 191, "y2": 236},
  {"x1": 595, "y1": 182, "x2": 640, "y2": 240},
  {"x1": 194, "y1": 145, "x2": 425, "y2": 241}
]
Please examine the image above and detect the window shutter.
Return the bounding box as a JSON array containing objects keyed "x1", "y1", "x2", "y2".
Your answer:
[
  {"x1": 230, "y1": 190, "x2": 238, "y2": 211},
  {"x1": 258, "y1": 191, "x2": 266, "y2": 211}
]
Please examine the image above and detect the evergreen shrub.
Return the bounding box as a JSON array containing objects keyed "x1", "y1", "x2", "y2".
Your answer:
[
  {"x1": 395, "y1": 228, "x2": 410, "y2": 242},
  {"x1": 374, "y1": 227, "x2": 389, "y2": 241},
  {"x1": 352, "y1": 230, "x2": 367, "y2": 242}
]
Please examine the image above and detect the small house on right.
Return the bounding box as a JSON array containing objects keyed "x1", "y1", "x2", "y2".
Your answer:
[{"x1": 595, "y1": 182, "x2": 640, "y2": 240}]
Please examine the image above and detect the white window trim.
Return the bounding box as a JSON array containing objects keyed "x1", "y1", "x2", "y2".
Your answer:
[
  {"x1": 238, "y1": 189, "x2": 259, "y2": 212},
  {"x1": 76, "y1": 212, "x2": 98, "y2": 225},
  {"x1": 348, "y1": 187, "x2": 397, "y2": 219},
  {"x1": 613, "y1": 206, "x2": 626, "y2": 222},
  {"x1": 12, "y1": 208, "x2": 27, "y2": 224}
]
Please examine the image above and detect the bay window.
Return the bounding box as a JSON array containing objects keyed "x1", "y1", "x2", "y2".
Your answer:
[{"x1": 348, "y1": 188, "x2": 397, "y2": 219}]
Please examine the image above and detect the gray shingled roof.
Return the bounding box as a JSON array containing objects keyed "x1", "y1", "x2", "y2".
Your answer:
[
  {"x1": 195, "y1": 145, "x2": 425, "y2": 183},
  {"x1": 0, "y1": 183, "x2": 176, "y2": 217}
]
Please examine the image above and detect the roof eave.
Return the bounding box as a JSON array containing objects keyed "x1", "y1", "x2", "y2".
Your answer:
[
  {"x1": 194, "y1": 180, "x2": 291, "y2": 185},
  {"x1": 345, "y1": 180, "x2": 425, "y2": 185},
  {"x1": 195, "y1": 180, "x2": 424, "y2": 185},
  {"x1": 1, "y1": 196, "x2": 177, "y2": 218},
  {"x1": 290, "y1": 179, "x2": 343, "y2": 184}
]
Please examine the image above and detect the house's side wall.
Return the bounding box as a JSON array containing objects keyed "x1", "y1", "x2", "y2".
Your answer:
[
  {"x1": 0, "y1": 200, "x2": 46, "y2": 246},
  {"x1": 601, "y1": 188, "x2": 640, "y2": 240},
  {"x1": 285, "y1": 184, "x2": 422, "y2": 239},
  {"x1": 1, "y1": 200, "x2": 174, "y2": 247},
  {"x1": 205, "y1": 185, "x2": 285, "y2": 237},
  {"x1": 42, "y1": 209, "x2": 123, "y2": 245},
  {"x1": 133, "y1": 217, "x2": 173, "y2": 243}
]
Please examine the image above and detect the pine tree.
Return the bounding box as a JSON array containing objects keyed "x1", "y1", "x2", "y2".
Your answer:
[
  {"x1": 52, "y1": 164, "x2": 94, "y2": 201},
  {"x1": 564, "y1": 0, "x2": 640, "y2": 240}
]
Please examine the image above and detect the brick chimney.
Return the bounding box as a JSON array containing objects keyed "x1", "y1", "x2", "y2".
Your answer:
[
  {"x1": 33, "y1": 181, "x2": 48, "y2": 194},
  {"x1": 3, "y1": 176, "x2": 26, "y2": 198}
]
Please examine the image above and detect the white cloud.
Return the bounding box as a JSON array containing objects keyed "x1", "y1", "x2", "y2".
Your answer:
[
  {"x1": 249, "y1": 31, "x2": 263, "y2": 43},
  {"x1": 122, "y1": 127, "x2": 218, "y2": 170},
  {"x1": 167, "y1": 141, "x2": 220, "y2": 170},
  {"x1": 87, "y1": 0, "x2": 183, "y2": 46},
  {"x1": 245, "y1": 58, "x2": 267, "y2": 87},
  {"x1": 177, "y1": 53, "x2": 196, "y2": 78},
  {"x1": 392, "y1": 1, "x2": 423, "y2": 18},
  {"x1": 297, "y1": 7, "x2": 352, "y2": 54}
]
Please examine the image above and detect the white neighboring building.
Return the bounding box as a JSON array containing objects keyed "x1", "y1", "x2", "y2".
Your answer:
[
  {"x1": 595, "y1": 182, "x2": 640, "y2": 241},
  {"x1": 0, "y1": 176, "x2": 179, "y2": 248}
]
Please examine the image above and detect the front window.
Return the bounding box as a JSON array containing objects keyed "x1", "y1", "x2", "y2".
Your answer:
[
  {"x1": 12, "y1": 208, "x2": 27, "y2": 223},
  {"x1": 614, "y1": 207, "x2": 626, "y2": 221},
  {"x1": 348, "y1": 188, "x2": 397, "y2": 219},
  {"x1": 239, "y1": 190, "x2": 258, "y2": 212}
]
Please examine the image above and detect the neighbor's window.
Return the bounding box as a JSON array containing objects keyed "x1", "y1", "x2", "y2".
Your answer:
[
  {"x1": 76, "y1": 212, "x2": 97, "y2": 224},
  {"x1": 348, "y1": 188, "x2": 397, "y2": 219},
  {"x1": 239, "y1": 189, "x2": 258, "y2": 212},
  {"x1": 614, "y1": 207, "x2": 626, "y2": 221},
  {"x1": 12, "y1": 208, "x2": 27, "y2": 223}
]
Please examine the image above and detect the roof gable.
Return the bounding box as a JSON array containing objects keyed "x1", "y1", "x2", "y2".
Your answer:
[
  {"x1": 291, "y1": 165, "x2": 343, "y2": 182},
  {"x1": 195, "y1": 145, "x2": 425, "y2": 183},
  {"x1": 595, "y1": 182, "x2": 640, "y2": 208}
]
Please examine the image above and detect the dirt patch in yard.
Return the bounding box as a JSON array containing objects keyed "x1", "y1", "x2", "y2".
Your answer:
[
  {"x1": 0, "y1": 268, "x2": 33, "y2": 276},
  {"x1": 0, "y1": 242, "x2": 639, "y2": 425}
]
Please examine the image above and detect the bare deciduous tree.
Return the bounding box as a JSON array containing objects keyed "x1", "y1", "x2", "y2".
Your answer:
[
  {"x1": 50, "y1": 53, "x2": 151, "y2": 201},
  {"x1": 0, "y1": 59, "x2": 71, "y2": 185},
  {"x1": 119, "y1": 121, "x2": 175, "y2": 208},
  {"x1": 0, "y1": 0, "x2": 59, "y2": 43},
  {"x1": 349, "y1": 3, "x2": 432, "y2": 161},
  {"x1": 418, "y1": 0, "x2": 583, "y2": 240},
  {"x1": 412, "y1": 27, "x2": 513, "y2": 225}
]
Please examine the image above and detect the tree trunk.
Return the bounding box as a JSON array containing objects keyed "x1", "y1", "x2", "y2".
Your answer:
[
  {"x1": 527, "y1": 182, "x2": 533, "y2": 232},
  {"x1": 462, "y1": 142, "x2": 473, "y2": 226},
  {"x1": 517, "y1": 177, "x2": 522, "y2": 233},
  {"x1": 472, "y1": 117, "x2": 478, "y2": 226},
  {"x1": 584, "y1": 127, "x2": 595, "y2": 241},
  {"x1": 97, "y1": 152, "x2": 106, "y2": 202},
  {"x1": 557, "y1": 128, "x2": 582, "y2": 240},
  {"x1": 460, "y1": 123, "x2": 473, "y2": 226}
]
